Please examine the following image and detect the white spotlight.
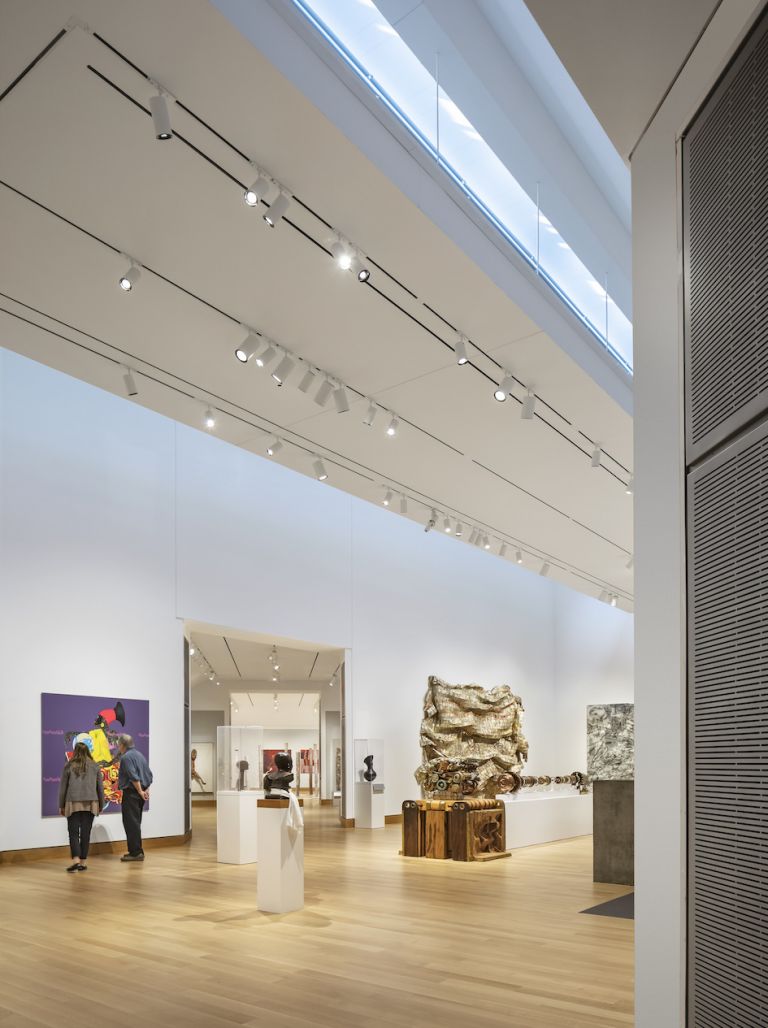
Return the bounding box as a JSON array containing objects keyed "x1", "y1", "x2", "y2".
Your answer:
[
  {"x1": 235, "y1": 331, "x2": 259, "y2": 363},
  {"x1": 149, "y1": 94, "x2": 173, "y2": 140},
  {"x1": 118, "y1": 264, "x2": 140, "y2": 292},
  {"x1": 386, "y1": 415, "x2": 399, "y2": 437},
  {"x1": 330, "y1": 240, "x2": 353, "y2": 271},
  {"x1": 540, "y1": 561, "x2": 551, "y2": 576},
  {"x1": 483, "y1": 536, "x2": 491, "y2": 550},
  {"x1": 264, "y1": 192, "x2": 290, "y2": 227},
  {"x1": 400, "y1": 494, "x2": 408, "y2": 514},
  {"x1": 314, "y1": 378, "x2": 333, "y2": 407},
  {"x1": 610, "y1": 594, "x2": 618, "y2": 607},
  {"x1": 515, "y1": 550, "x2": 523, "y2": 564},
  {"x1": 598, "y1": 589, "x2": 610, "y2": 603},
  {"x1": 521, "y1": 391, "x2": 536, "y2": 420},
  {"x1": 255, "y1": 343, "x2": 276, "y2": 368},
  {"x1": 626, "y1": 554, "x2": 634, "y2": 570},
  {"x1": 468, "y1": 528, "x2": 479, "y2": 545},
  {"x1": 357, "y1": 264, "x2": 371, "y2": 283},
  {"x1": 189, "y1": 646, "x2": 196, "y2": 656},
  {"x1": 333, "y1": 385, "x2": 350, "y2": 413},
  {"x1": 499, "y1": 542, "x2": 507, "y2": 558},
  {"x1": 425, "y1": 509, "x2": 437, "y2": 533},
  {"x1": 271, "y1": 353, "x2": 295, "y2": 386},
  {"x1": 455, "y1": 522, "x2": 464, "y2": 538},
  {"x1": 455, "y1": 335, "x2": 469, "y2": 366},
  {"x1": 591, "y1": 446, "x2": 602, "y2": 468},
  {"x1": 443, "y1": 517, "x2": 452, "y2": 534},
  {"x1": 313, "y1": 458, "x2": 328, "y2": 481},
  {"x1": 626, "y1": 476, "x2": 634, "y2": 495},
  {"x1": 363, "y1": 401, "x2": 377, "y2": 427},
  {"x1": 494, "y1": 373, "x2": 515, "y2": 402},
  {"x1": 382, "y1": 489, "x2": 393, "y2": 507},
  {"x1": 266, "y1": 438, "x2": 283, "y2": 456},
  {"x1": 204, "y1": 407, "x2": 216, "y2": 430},
  {"x1": 122, "y1": 369, "x2": 138, "y2": 397},
  {"x1": 244, "y1": 174, "x2": 270, "y2": 207},
  {"x1": 298, "y1": 367, "x2": 316, "y2": 393}
]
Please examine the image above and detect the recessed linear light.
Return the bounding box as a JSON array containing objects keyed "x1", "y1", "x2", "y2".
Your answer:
[
  {"x1": 118, "y1": 264, "x2": 141, "y2": 292},
  {"x1": 149, "y1": 94, "x2": 173, "y2": 140},
  {"x1": 263, "y1": 192, "x2": 290, "y2": 227}
]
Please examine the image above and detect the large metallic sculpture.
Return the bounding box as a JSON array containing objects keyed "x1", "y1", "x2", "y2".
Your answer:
[{"x1": 415, "y1": 675, "x2": 529, "y2": 798}]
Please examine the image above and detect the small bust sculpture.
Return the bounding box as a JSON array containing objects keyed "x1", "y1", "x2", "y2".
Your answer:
[
  {"x1": 236, "y1": 758, "x2": 249, "y2": 791},
  {"x1": 363, "y1": 754, "x2": 377, "y2": 782},
  {"x1": 263, "y1": 751, "x2": 294, "y2": 796}
]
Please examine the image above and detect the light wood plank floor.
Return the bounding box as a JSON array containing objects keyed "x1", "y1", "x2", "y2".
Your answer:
[{"x1": 0, "y1": 806, "x2": 633, "y2": 1027}]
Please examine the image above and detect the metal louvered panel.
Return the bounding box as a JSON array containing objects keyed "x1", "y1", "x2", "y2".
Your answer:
[
  {"x1": 688, "y1": 421, "x2": 768, "y2": 1028},
  {"x1": 683, "y1": 13, "x2": 768, "y2": 464}
]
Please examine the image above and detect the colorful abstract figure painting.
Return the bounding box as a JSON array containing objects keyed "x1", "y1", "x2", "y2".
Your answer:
[{"x1": 41, "y1": 693, "x2": 149, "y2": 816}]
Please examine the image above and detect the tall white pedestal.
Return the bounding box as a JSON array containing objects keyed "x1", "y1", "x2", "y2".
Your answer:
[
  {"x1": 216, "y1": 790, "x2": 260, "y2": 864},
  {"x1": 498, "y1": 791, "x2": 593, "y2": 850},
  {"x1": 354, "y1": 782, "x2": 385, "y2": 829},
  {"x1": 257, "y1": 799, "x2": 304, "y2": 913}
]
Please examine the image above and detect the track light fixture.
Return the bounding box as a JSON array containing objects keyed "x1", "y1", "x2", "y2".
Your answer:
[
  {"x1": 264, "y1": 192, "x2": 290, "y2": 227},
  {"x1": 625, "y1": 554, "x2": 634, "y2": 570},
  {"x1": 255, "y1": 342, "x2": 276, "y2": 368},
  {"x1": 298, "y1": 366, "x2": 316, "y2": 393},
  {"x1": 400, "y1": 494, "x2": 408, "y2": 514},
  {"x1": 483, "y1": 536, "x2": 491, "y2": 550},
  {"x1": 515, "y1": 550, "x2": 523, "y2": 564},
  {"x1": 266, "y1": 437, "x2": 283, "y2": 456},
  {"x1": 235, "y1": 331, "x2": 259, "y2": 363},
  {"x1": 521, "y1": 391, "x2": 536, "y2": 420},
  {"x1": 499, "y1": 542, "x2": 507, "y2": 558},
  {"x1": 610, "y1": 594, "x2": 618, "y2": 607},
  {"x1": 425, "y1": 509, "x2": 437, "y2": 533},
  {"x1": 363, "y1": 401, "x2": 377, "y2": 427},
  {"x1": 626, "y1": 476, "x2": 634, "y2": 495},
  {"x1": 386, "y1": 415, "x2": 399, "y2": 437},
  {"x1": 149, "y1": 93, "x2": 173, "y2": 140},
  {"x1": 333, "y1": 385, "x2": 350, "y2": 414},
  {"x1": 314, "y1": 378, "x2": 333, "y2": 407},
  {"x1": 204, "y1": 407, "x2": 216, "y2": 430},
  {"x1": 382, "y1": 489, "x2": 393, "y2": 507},
  {"x1": 591, "y1": 446, "x2": 602, "y2": 468},
  {"x1": 189, "y1": 646, "x2": 196, "y2": 656},
  {"x1": 468, "y1": 528, "x2": 479, "y2": 545},
  {"x1": 540, "y1": 562, "x2": 551, "y2": 577},
  {"x1": 494, "y1": 373, "x2": 515, "y2": 402},
  {"x1": 271, "y1": 353, "x2": 295, "y2": 386},
  {"x1": 443, "y1": 517, "x2": 452, "y2": 534},
  {"x1": 455, "y1": 522, "x2": 463, "y2": 538},
  {"x1": 122, "y1": 369, "x2": 138, "y2": 397},
  {"x1": 330, "y1": 239, "x2": 353, "y2": 271},
  {"x1": 118, "y1": 263, "x2": 141, "y2": 292},
  {"x1": 598, "y1": 589, "x2": 610, "y2": 603},
  {"x1": 313, "y1": 458, "x2": 328, "y2": 481},
  {"x1": 244, "y1": 174, "x2": 270, "y2": 207},
  {"x1": 357, "y1": 264, "x2": 371, "y2": 283},
  {"x1": 455, "y1": 335, "x2": 469, "y2": 366}
]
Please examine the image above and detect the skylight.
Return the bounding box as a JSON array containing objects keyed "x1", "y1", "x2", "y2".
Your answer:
[{"x1": 291, "y1": 0, "x2": 633, "y2": 373}]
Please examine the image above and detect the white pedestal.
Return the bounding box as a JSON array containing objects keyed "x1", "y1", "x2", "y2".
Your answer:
[
  {"x1": 355, "y1": 781, "x2": 385, "y2": 829},
  {"x1": 216, "y1": 790, "x2": 261, "y2": 864},
  {"x1": 498, "y1": 791, "x2": 593, "y2": 850},
  {"x1": 257, "y1": 801, "x2": 304, "y2": 913}
]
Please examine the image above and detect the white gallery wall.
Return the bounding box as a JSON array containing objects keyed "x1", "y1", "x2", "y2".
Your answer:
[{"x1": 0, "y1": 348, "x2": 633, "y2": 851}]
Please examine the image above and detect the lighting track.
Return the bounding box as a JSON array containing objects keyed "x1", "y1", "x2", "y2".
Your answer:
[{"x1": 0, "y1": 295, "x2": 631, "y2": 602}]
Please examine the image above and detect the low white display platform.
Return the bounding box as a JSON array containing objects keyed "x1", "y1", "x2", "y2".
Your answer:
[
  {"x1": 257, "y1": 800, "x2": 304, "y2": 913},
  {"x1": 216, "y1": 790, "x2": 261, "y2": 864},
  {"x1": 354, "y1": 781, "x2": 385, "y2": 829},
  {"x1": 498, "y1": 791, "x2": 593, "y2": 850}
]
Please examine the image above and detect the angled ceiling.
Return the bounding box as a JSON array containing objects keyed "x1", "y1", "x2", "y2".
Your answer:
[
  {"x1": 0, "y1": 0, "x2": 633, "y2": 606},
  {"x1": 189, "y1": 627, "x2": 343, "y2": 686},
  {"x1": 521, "y1": 0, "x2": 722, "y2": 158}
]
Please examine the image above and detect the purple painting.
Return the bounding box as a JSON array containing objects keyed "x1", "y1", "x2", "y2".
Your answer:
[{"x1": 41, "y1": 693, "x2": 149, "y2": 817}]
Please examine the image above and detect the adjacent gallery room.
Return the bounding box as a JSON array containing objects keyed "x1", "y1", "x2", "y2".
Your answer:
[{"x1": 3, "y1": 0, "x2": 764, "y2": 1026}]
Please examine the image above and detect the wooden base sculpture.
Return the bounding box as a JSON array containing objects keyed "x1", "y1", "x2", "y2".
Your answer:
[{"x1": 401, "y1": 798, "x2": 509, "y2": 862}]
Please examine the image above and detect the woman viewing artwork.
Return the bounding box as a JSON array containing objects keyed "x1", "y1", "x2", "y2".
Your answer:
[{"x1": 58, "y1": 737, "x2": 105, "y2": 873}]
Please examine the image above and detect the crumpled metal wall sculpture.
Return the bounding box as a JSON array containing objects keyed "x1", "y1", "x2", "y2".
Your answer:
[
  {"x1": 416, "y1": 675, "x2": 529, "y2": 798},
  {"x1": 587, "y1": 703, "x2": 634, "y2": 780}
]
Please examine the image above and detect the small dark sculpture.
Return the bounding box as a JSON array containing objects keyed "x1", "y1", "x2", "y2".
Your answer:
[
  {"x1": 263, "y1": 751, "x2": 294, "y2": 796},
  {"x1": 236, "y1": 759, "x2": 249, "y2": 791},
  {"x1": 363, "y1": 755, "x2": 377, "y2": 782}
]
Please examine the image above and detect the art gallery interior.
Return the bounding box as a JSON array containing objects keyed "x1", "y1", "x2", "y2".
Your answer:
[{"x1": 0, "y1": 1, "x2": 766, "y2": 1026}]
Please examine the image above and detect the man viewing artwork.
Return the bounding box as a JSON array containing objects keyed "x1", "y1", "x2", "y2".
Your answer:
[{"x1": 116, "y1": 733, "x2": 153, "y2": 862}]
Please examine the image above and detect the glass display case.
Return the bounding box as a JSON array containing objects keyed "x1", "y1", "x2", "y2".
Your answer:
[
  {"x1": 353, "y1": 738, "x2": 385, "y2": 785},
  {"x1": 216, "y1": 725, "x2": 264, "y2": 794}
]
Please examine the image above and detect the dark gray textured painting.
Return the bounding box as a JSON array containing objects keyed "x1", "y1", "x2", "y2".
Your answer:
[{"x1": 587, "y1": 704, "x2": 634, "y2": 780}]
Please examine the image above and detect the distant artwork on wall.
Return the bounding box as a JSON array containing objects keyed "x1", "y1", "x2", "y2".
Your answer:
[
  {"x1": 41, "y1": 693, "x2": 150, "y2": 816},
  {"x1": 587, "y1": 703, "x2": 635, "y2": 781}
]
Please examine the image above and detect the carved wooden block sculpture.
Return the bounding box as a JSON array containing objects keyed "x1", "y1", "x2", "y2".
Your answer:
[{"x1": 401, "y1": 798, "x2": 510, "y2": 862}]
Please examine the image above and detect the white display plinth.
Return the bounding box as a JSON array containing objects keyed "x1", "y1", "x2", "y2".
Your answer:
[
  {"x1": 216, "y1": 790, "x2": 261, "y2": 864},
  {"x1": 354, "y1": 781, "x2": 385, "y2": 829},
  {"x1": 257, "y1": 800, "x2": 304, "y2": 913},
  {"x1": 498, "y1": 791, "x2": 593, "y2": 850}
]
